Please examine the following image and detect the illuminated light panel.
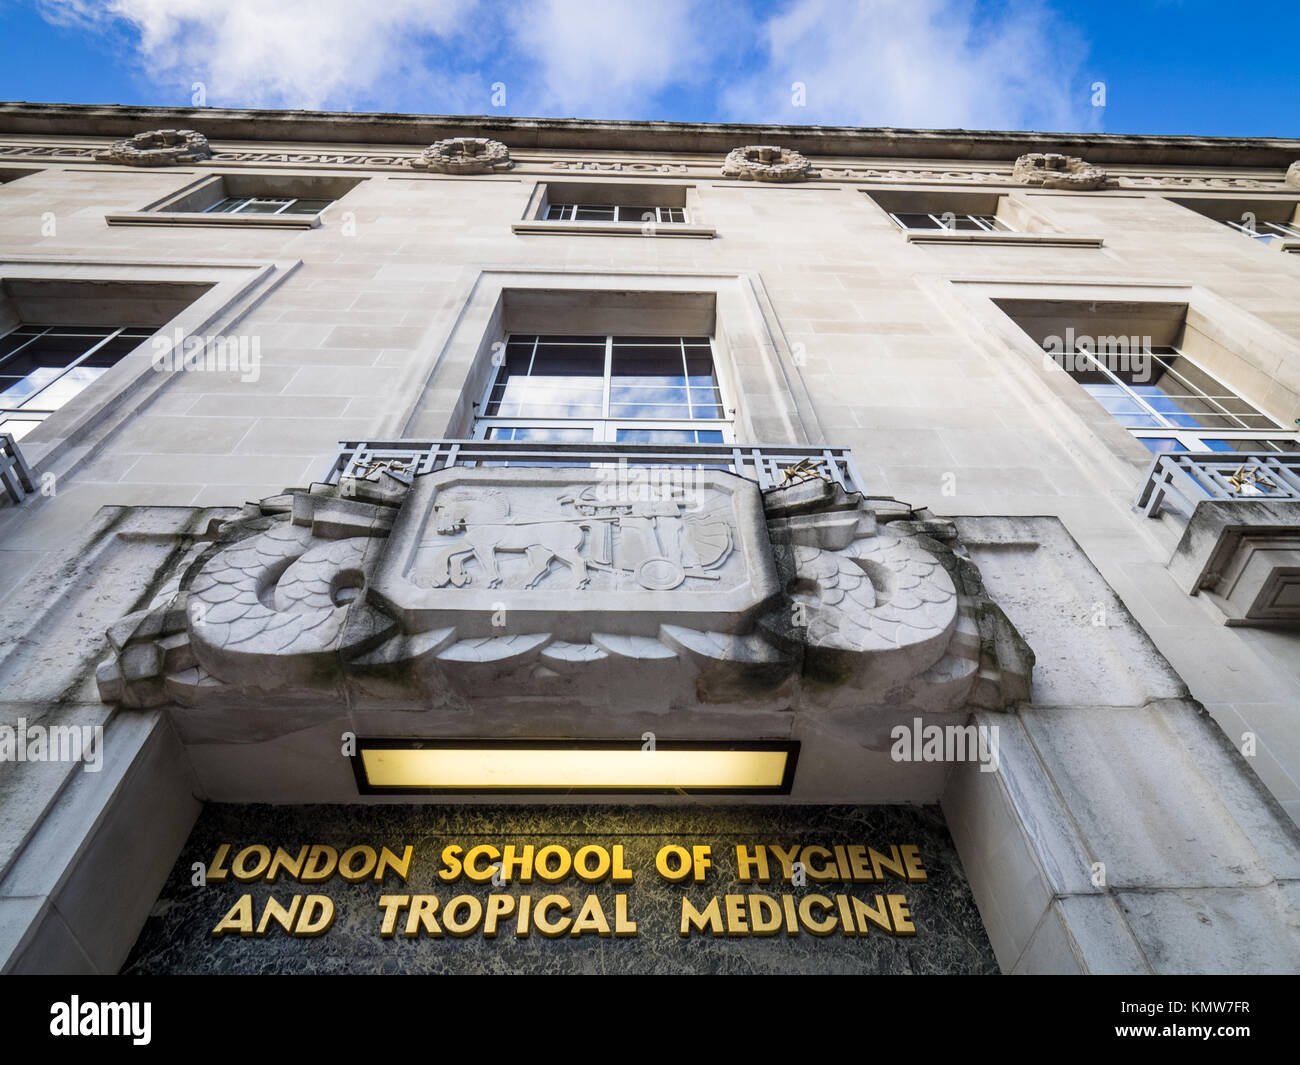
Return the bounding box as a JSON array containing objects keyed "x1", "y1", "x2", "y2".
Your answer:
[{"x1": 353, "y1": 740, "x2": 799, "y2": 795}]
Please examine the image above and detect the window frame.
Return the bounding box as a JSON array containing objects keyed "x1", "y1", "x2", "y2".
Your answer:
[
  {"x1": 544, "y1": 204, "x2": 689, "y2": 225},
  {"x1": 1219, "y1": 217, "x2": 1300, "y2": 245},
  {"x1": 1053, "y1": 341, "x2": 1300, "y2": 454},
  {"x1": 472, "y1": 333, "x2": 734, "y2": 445},
  {"x1": 889, "y1": 211, "x2": 1012, "y2": 233},
  {"x1": 0, "y1": 325, "x2": 155, "y2": 441},
  {"x1": 202, "y1": 195, "x2": 334, "y2": 217}
]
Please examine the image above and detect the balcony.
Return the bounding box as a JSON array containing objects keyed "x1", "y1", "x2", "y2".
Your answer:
[
  {"x1": 1137, "y1": 452, "x2": 1300, "y2": 626},
  {"x1": 323, "y1": 439, "x2": 867, "y2": 494},
  {"x1": 1, "y1": 433, "x2": 35, "y2": 504},
  {"x1": 1137, "y1": 451, "x2": 1300, "y2": 520}
]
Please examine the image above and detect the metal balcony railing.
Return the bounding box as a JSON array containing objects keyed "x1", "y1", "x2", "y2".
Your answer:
[
  {"x1": 1, "y1": 433, "x2": 35, "y2": 505},
  {"x1": 324, "y1": 439, "x2": 867, "y2": 494},
  {"x1": 1137, "y1": 451, "x2": 1300, "y2": 519}
]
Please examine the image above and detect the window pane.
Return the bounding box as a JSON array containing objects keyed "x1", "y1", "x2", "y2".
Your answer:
[
  {"x1": 82, "y1": 334, "x2": 147, "y2": 366},
  {"x1": 1093, "y1": 396, "x2": 1149, "y2": 417},
  {"x1": 0, "y1": 373, "x2": 59, "y2": 403},
  {"x1": 0, "y1": 329, "x2": 42, "y2": 359},
  {"x1": 684, "y1": 354, "x2": 717, "y2": 387},
  {"x1": 617, "y1": 206, "x2": 657, "y2": 223},
  {"x1": 281, "y1": 198, "x2": 332, "y2": 214},
  {"x1": 486, "y1": 426, "x2": 595, "y2": 442},
  {"x1": 616, "y1": 428, "x2": 705, "y2": 444},
  {"x1": 574, "y1": 205, "x2": 616, "y2": 220},
  {"x1": 612, "y1": 351, "x2": 684, "y2": 385},
  {"x1": 532, "y1": 335, "x2": 606, "y2": 345},
  {"x1": 688, "y1": 389, "x2": 724, "y2": 418},
  {"x1": 1139, "y1": 438, "x2": 1188, "y2": 454},
  {"x1": 894, "y1": 213, "x2": 940, "y2": 230},
  {"x1": 238, "y1": 198, "x2": 293, "y2": 214},
  {"x1": 610, "y1": 403, "x2": 692, "y2": 418},
  {"x1": 611, "y1": 385, "x2": 688, "y2": 404},
  {"x1": 17, "y1": 365, "x2": 106, "y2": 408},
  {"x1": 529, "y1": 345, "x2": 606, "y2": 378},
  {"x1": 204, "y1": 198, "x2": 245, "y2": 213},
  {"x1": 502, "y1": 387, "x2": 602, "y2": 418}
]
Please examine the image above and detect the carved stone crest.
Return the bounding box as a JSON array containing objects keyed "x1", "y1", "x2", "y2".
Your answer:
[
  {"x1": 1012, "y1": 152, "x2": 1111, "y2": 190},
  {"x1": 1287, "y1": 161, "x2": 1300, "y2": 190},
  {"x1": 95, "y1": 464, "x2": 1031, "y2": 718},
  {"x1": 411, "y1": 137, "x2": 512, "y2": 174},
  {"x1": 721, "y1": 145, "x2": 815, "y2": 182},
  {"x1": 94, "y1": 129, "x2": 212, "y2": 166}
]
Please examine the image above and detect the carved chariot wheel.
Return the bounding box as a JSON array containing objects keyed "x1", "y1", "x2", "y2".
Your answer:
[{"x1": 635, "y1": 556, "x2": 686, "y2": 591}]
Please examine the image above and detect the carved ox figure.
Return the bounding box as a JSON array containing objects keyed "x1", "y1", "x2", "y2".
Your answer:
[{"x1": 426, "y1": 488, "x2": 593, "y2": 589}]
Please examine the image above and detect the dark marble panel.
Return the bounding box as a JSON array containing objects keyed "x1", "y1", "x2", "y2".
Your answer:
[{"x1": 123, "y1": 804, "x2": 997, "y2": 974}]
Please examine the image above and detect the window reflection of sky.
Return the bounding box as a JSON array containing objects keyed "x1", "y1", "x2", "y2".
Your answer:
[{"x1": 483, "y1": 335, "x2": 729, "y2": 436}]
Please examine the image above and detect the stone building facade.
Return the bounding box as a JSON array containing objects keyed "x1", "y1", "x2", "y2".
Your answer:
[{"x1": 0, "y1": 103, "x2": 1299, "y2": 974}]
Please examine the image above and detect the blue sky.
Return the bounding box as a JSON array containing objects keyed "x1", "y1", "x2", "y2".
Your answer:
[{"x1": 0, "y1": 1, "x2": 1295, "y2": 137}]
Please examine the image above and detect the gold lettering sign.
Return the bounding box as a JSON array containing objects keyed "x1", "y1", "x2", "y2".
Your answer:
[{"x1": 205, "y1": 839, "x2": 928, "y2": 941}]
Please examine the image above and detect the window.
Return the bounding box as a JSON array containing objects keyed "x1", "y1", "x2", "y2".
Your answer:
[
  {"x1": 1168, "y1": 197, "x2": 1300, "y2": 248},
  {"x1": 890, "y1": 212, "x2": 1012, "y2": 233},
  {"x1": 474, "y1": 334, "x2": 730, "y2": 444},
  {"x1": 106, "y1": 173, "x2": 364, "y2": 227},
  {"x1": 0, "y1": 325, "x2": 154, "y2": 441},
  {"x1": 544, "y1": 204, "x2": 687, "y2": 224},
  {"x1": 1046, "y1": 341, "x2": 1300, "y2": 454},
  {"x1": 1219, "y1": 217, "x2": 1300, "y2": 245},
  {"x1": 203, "y1": 196, "x2": 333, "y2": 216}
]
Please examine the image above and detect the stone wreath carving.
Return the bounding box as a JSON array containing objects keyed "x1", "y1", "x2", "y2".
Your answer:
[
  {"x1": 721, "y1": 145, "x2": 815, "y2": 182},
  {"x1": 96, "y1": 466, "x2": 1031, "y2": 717},
  {"x1": 1012, "y1": 152, "x2": 1111, "y2": 190},
  {"x1": 1286, "y1": 162, "x2": 1300, "y2": 190},
  {"x1": 94, "y1": 129, "x2": 212, "y2": 166},
  {"x1": 410, "y1": 137, "x2": 512, "y2": 173}
]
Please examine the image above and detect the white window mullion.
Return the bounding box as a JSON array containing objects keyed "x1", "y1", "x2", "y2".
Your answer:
[{"x1": 601, "y1": 335, "x2": 612, "y2": 421}]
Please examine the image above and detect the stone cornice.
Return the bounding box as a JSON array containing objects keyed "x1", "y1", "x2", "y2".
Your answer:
[
  {"x1": 0, "y1": 137, "x2": 1290, "y2": 192},
  {"x1": 2, "y1": 101, "x2": 1299, "y2": 169}
]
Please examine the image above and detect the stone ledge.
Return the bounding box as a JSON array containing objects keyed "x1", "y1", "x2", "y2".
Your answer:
[
  {"x1": 105, "y1": 210, "x2": 320, "y2": 229},
  {"x1": 511, "y1": 220, "x2": 716, "y2": 239},
  {"x1": 903, "y1": 231, "x2": 1103, "y2": 248},
  {"x1": 1167, "y1": 499, "x2": 1300, "y2": 627}
]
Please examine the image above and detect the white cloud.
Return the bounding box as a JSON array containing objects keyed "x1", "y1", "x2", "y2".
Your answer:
[
  {"x1": 38, "y1": 0, "x2": 480, "y2": 110},
  {"x1": 35, "y1": 0, "x2": 1092, "y2": 132},
  {"x1": 503, "y1": 0, "x2": 722, "y2": 118},
  {"x1": 725, "y1": 0, "x2": 1090, "y2": 132}
]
